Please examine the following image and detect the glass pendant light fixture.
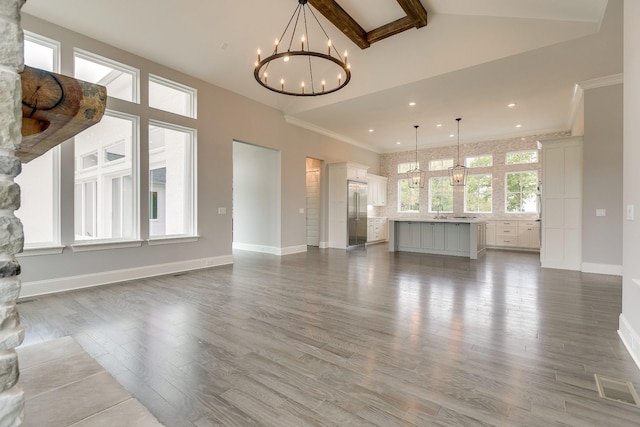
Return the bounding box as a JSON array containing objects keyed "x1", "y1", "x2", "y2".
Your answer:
[
  {"x1": 407, "y1": 125, "x2": 426, "y2": 188},
  {"x1": 449, "y1": 117, "x2": 467, "y2": 186}
]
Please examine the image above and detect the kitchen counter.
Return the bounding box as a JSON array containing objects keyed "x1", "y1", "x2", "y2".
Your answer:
[{"x1": 388, "y1": 218, "x2": 487, "y2": 259}]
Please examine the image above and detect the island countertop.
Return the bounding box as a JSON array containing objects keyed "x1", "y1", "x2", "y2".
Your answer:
[
  {"x1": 388, "y1": 218, "x2": 487, "y2": 259},
  {"x1": 388, "y1": 217, "x2": 487, "y2": 224}
]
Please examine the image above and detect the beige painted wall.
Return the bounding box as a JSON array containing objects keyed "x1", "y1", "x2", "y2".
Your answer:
[
  {"x1": 17, "y1": 14, "x2": 380, "y2": 285},
  {"x1": 582, "y1": 84, "x2": 623, "y2": 268}
]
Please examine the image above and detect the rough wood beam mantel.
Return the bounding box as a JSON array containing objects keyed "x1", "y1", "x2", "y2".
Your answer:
[
  {"x1": 396, "y1": 0, "x2": 428, "y2": 28},
  {"x1": 367, "y1": 16, "x2": 415, "y2": 44},
  {"x1": 18, "y1": 65, "x2": 107, "y2": 163},
  {"x1": 308, "y1": 0, "x2": 370, "y2": 49}
]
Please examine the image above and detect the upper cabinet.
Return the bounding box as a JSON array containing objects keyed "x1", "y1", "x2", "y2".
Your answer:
[{"x1": 367, "y1": 173, "x2": 388, "y2": 206}]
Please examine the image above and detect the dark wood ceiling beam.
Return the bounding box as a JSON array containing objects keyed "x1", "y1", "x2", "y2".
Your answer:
[
  {"x1": 367, "y1": 17, "x2": 415, "y2": 44},
  {"x1": 308, "y1": 0, "x2": 370, "y2": 49},
  {"x1": 396, "y1": 0, "x2": 428, "y2": 28}
]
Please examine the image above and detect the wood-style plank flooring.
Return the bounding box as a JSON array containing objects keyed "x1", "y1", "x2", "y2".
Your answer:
[{"x1": 17, "y1": 245, "x2": 640, "y2": 426}]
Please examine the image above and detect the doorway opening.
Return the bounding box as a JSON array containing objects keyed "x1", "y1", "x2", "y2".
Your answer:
[{"x1": 306, "y1": 157, "x2": 322, "y2": 247}]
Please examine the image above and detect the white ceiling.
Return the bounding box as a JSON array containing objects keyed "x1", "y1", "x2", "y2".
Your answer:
[{"x1": 21, "y1": 0, "x2": 620, "y2": 153}]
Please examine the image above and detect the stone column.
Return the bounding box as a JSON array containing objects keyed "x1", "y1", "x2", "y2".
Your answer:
[{"x1": 0, "y1": 0, "x2": 26, "y2": 426}]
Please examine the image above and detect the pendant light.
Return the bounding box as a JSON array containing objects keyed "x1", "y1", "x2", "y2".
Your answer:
[
  {"x1": 449, "y1": 117, "x2": 467, "y2": 186},
  {"x1": 407, "y1": 125, "x2": 426, "y2": 188}
]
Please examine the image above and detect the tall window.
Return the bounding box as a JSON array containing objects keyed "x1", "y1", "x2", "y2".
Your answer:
[
  {"x1": 149, "y1": 74, "x2": 197, "y2": 118},
  {"x1": 398, "y1": 162, "x2": 419, "y2": 173},
  {"x1": 465, "y1": 155, "x2": 493, "y2": 168},
  {"x1": 428, "y1": 177, "x2": 453, "y2": 213},
  {"x1": 148, "y1": 122, "x2": 196, "y2": 237},
  {"x1": 74, "y1": 49, "x2": 139, "y2": 103},
  {"x1": 74, "y1": 111, "x2": 138, "y2": 241},
  {"x1": 398, "y1": 179, "x2": 419, "y2": 212},
  {"x1": 16, "y1": 32, "x2": 61, "y2": 249},
  {"x1": 465, "y1": 174, "x2": 492, "y2": 213},
  {"x1": 506, "y1": 171, "x2": 538, "y2": 213}
]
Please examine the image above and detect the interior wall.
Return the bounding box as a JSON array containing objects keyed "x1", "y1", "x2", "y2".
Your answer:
[
  {"x1": 582, "y1": 84, "x2": 623, "y2": 271},
  {"x1": 17, "y1": 14, "x2": 380, "y2": 291},
  {"x1": 233, "y1": 142, "x2": 281, "y2": 250},
  {"x1": 621, "y1": 0, "x2": 640, "y2": 368}
]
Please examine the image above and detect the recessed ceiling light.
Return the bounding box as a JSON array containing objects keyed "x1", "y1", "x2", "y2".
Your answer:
[
  {"x1": 436, "y1": 124, "x2": 442, "y2": 127},
  {"x1": 396, "y1": 141, "x2": 401, "y2": 145},
  {"x1": 368, "y1": 129, "x2": 374, "y2": 132},
  {"x1": 515, "y1": 124, "x2": 522, "y2": 128},
  {"x1": 449, "y1": 134, "x2": 455, "y2": 138},
  {"x1": 409, "y1": 102, "x2": 416, "y2": 106},
  {"x1": 508, "y1": 103, "x2": 516, "y2": 108}
]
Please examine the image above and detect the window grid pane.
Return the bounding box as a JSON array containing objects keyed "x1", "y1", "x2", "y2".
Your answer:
[
  {"x1": 429, "y1": 159, "x2": 453, "y2": 171},
  {"x1": 149, "y1": 74, "x2": 197, "y2": 118},
  {"x1": 149, "y1": 121, "x2": 196, "y2": 237},
  {"x1": 465, "y1": 155, "x2": 493, "y2": 168},
  {"x1": 398, "y1": 179, "x2": 419, "y2": 212},
  {"x1": 428, "y1": 177, "x2": 453, "y2": 212},
  {"x1": 506, "y1": 171, "x2": 538, "y2": 212},
  {"x1": 74, "y1": 49, "x2": 139, "y2": 103},
  {"x1": 74, "y1": 111, "x2": 138, "y2": 241},
  {"x1": 506, "y1": 150, "x2": 538, "y2": 165},
  {"x1": 398, "y1": 162, "x2": 419, "y2": 174},
  {"x1": 464, "y1": 174, "x2": 493, "y2": 213}
]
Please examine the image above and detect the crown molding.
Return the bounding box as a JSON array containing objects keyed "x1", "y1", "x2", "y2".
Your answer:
[{"x1": 577, "y1": 73, "x2": 624, "y2": 90}]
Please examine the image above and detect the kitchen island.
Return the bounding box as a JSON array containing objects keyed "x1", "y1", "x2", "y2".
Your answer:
[{"x1": 388, "y1": 218, "x2": 487, "y2": 259}]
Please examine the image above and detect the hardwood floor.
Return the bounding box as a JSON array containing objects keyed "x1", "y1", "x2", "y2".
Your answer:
[{"x1": 17, "y1": 246, "x2": 640, "y2": 426}]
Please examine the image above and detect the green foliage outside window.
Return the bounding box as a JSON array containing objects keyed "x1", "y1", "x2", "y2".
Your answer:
[
  {"x1": 506, "y1": 150, "x2": 538, "y2": 165},
  {"x1": 398, "y1": 178, "x2": 419, "y2": 212},
  {"x1": 465, "y1": 155, "x2": 493, "y2": 168},
  {"x1": 506, "y1": 171, "x2": 538, "y2": 212},
  {"x1": 429, "y1": 177, "x2": 453, "y2": 212},
  {"x1": 465, "y1": 174, "x2": 492, "y2": 213}
]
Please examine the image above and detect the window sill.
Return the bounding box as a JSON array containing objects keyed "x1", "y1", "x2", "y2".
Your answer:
[
  {"x1": 17, "y1": 245, "x2": 66, "y2": 257},
  {"x1": 147, "y1": 235, "x2": 199, "y2": 246},
  {"x1": 71, "y1": 240, "x2": 143, "y2": 252}
]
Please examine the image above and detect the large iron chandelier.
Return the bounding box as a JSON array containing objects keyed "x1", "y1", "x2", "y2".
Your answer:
[
  {"x1": 449, "y1": 117, "x2": 468, "y2": 186},
  {"x1": 254, "y1": 0, "x2": 351, "y2": 96},
  {"x1": 407, "y1": 125, "x2": 426, "y2": 188}
]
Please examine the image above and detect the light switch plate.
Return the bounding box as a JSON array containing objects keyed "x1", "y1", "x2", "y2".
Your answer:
[
  {"x1": 299, "y1": 208, "x2": 305, "y2": 214},
  {"x1": 218, "y1": 207, "x2": 227, "y2": 215},
  {"x1": 596, "y1": 209, "x2": 606, "y2": 217}
]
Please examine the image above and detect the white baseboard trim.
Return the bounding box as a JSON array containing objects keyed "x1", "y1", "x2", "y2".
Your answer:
[
  {"x1": 581, "y1": 262, "x2": 623, "y2": 276},
  {"x1": 619, "y1": 313, "x2": 640, "y2": 371},
  {"x1": 279, "y1": 245, "x2": 307, "y2": 256},
  {"x1": 232, "y1": 242, "x2": 307, "y2": 256},
  {"x1": 20, "y1": 255, "x2": 234, "y2": 298}
]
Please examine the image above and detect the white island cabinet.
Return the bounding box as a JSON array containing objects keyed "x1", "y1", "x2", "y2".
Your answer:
[{"x1": 388, "y1": 218, "x2": 486, "y2": 259}]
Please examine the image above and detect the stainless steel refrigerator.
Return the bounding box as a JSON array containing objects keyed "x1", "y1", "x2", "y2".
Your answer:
[{"x1": 347, "y1": 180, "x2": 368, "y2": 246}]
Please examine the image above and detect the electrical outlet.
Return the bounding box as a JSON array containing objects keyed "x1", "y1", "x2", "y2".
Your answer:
[{"x1": 596, "y1": 209, "x2": 606, "y2": 217}]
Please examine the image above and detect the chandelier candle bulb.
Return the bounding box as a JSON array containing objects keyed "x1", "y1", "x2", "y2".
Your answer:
[
  {"x1": 328, "y1": 40, "x2": 332, "y2": 54},
  {"x1": 322, "y1": 80, "x2": 325, "y2": 92},
  {"x1": 281, "y1": 78, "x2": 284, "y2": 91},
  {"x1": 344, "y1": 51, "x2": 348, "y2": 64},
  {"x1": 275, "y1": 38, "x2": 279, "y2": 53},
  {"x1": 257, "y1": 48, "x2": 261, "y2": 62},
  {"x1": 301, "y1": 35, "x2": 305, "y2": 50},
  {"x1": 264, "y1": 72, "x2": 267, "y2": 84},
  {"x1": 338, "y1": 73, "x2": 342, "y2": 85},
  {"x1": 301, "y1": 81, "x2": 305, "y2": 94}
]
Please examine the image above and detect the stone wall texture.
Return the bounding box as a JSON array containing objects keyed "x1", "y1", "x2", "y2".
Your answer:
[
  {"x1": 0, "y1": 0, "x2": 26, "y2": 426},
  {"x1": 379, "y1": 131, "x2": 570, "y2": 219}
]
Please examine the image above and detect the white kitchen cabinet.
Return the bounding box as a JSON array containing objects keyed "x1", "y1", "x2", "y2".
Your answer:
[
  {"x1": 485, "y1": 220, "x2": 496, "y2": 246},
  {"x1": 539, "y1": 136, "x2": 583, "y2": 270},
  {"x1": 517, "y1": 221, "x2": 540, "y2": 249},
  {"x1": 496, "y1": 220, "x2": 518, "y2": 247},
  {"x1": 367, "y1": 217, "x2": 388, "y2": 243},
  {"x1": 367, "y1": 174, "x2": 388, "y2": 206}
]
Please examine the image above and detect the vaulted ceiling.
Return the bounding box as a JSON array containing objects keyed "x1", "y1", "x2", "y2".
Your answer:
[{"x1": 22, "y1": 0, "x2": 621, "y2": 153}]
